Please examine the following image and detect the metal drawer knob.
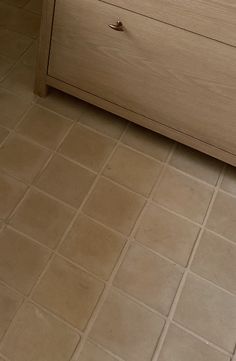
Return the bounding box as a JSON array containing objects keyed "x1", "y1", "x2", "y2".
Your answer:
[{"x1": 109, "y1": 19, "x2": 124, "y2": 31}]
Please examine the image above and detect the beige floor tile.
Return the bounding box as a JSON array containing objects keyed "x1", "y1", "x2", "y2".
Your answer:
[
  {"x1": 122, "y1": 123, "x2": 173, "y2": 161},
  {"x1": 0, "y1": 55, "x2": 14, "y2": 80},
  {"x1": 25, "y1": 0, "x2": 43, "y2": 14},
  {"x1": 10, "y1": 188, "x2": 75, "y2": 249},
  {"x1": 36, "y1": 88, "x2": 84, "y2": 121},
  {"x1": 80, "y1": 341, "x2": 118, "y2": 361},
  {"x1": 0, "y1": 28, "x2": 32, "y2": 60},
  {"x1": 221, "y1": 165, "x2": 236, "y2": 196},
  {"x1": 20, "y1": 40, "x2": 37, "y2": 68},
  {"x1": 1, "y1": 63, "x2": 35, "y2": 102},
  {"x1": 83, "y1": 178, "x2": 145, "y2": 235},
  {"x1": 59, "y1": 125, "x2": 115, "y2": 172},
  {"x1": 159, "y1": 324, "x2": 230, "y2": 361},
  {"x1": 174, "y1": 274, "x2": 236, "y2": 352},
  {"x1": 0, "y1": 88, "x2": 30, "y2": 129},
  {"x1": 191, "y1": 230, "x2": 236, "y2": 294},
  {"x1": 0, "y1": 283, "x2": 22, "y2": 340},
  {"x1": 17, "y1": 105, "x2": 72, "y2": 149},
  {"x1": 79, "y1": 103, "x2": 127, "y2": 139},
  {"x1": 170, "y1": 144, "x2": 222, "y2": 185},
  {"x1": 0, "y1": 127, "x2": 9, "y2": 143},
  {"x1": 59, "y1": 213, "x2": 125, "y2": 280},
  {"x1": 36, "y1": 155, "x2": 95, "y2": 208},
  {"x1": 153, "y1": 167, "x2": 214, "y2": 223},
  {"x1": 0, "y1": 134, "x2": 50, "y2": 182},
  {"x1": 0, "y1": 302, "x2": 79, "y2": 361},
  {"x1": 0, "y1": 3, "x2": 40, "y2": 38},
  {"x1": 135, "y1": 204, "x2": 200, "y2": 266},
  {"x1": 0, "y1": 173, "x2": 26, "y2": 219},
  {"x1": 114, "y1": 243, "x2": 183, "y2": 315},
  {"x1": 90, "y1": 290, "x2": 165, "y2": 361},
  {"x1": 207, "y1": 191, "x2": 236, "y2": 243},
  {"x1": 104, "y1": 146, "x2": 162, "y2": 196},
  {"x1": 0, "y1": 227, "x2": 50, "y2": 294},
  {"x1": 32, "y1": 256, "x2": 104, "y2": 330}
]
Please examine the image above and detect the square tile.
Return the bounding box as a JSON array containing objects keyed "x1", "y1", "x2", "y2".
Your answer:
[
  {"x1": 122, "y1": 123, "x2": 173, "y2": 161},
  {"x1": 221, "y1": 165, "x2": 236, "y2": 196},
  {"x1": 0, "y1": 28, "x2": 32, "y2": 60},
  {"x1": 17, "y1": 105, "x2": 72, "y2": 149},
  {"x1": 104, "y1": 146, "x2": 162, "y2": 196},
  {"x1": 80, "y1": 341, "x2": 117, "y2": 361},
  {"x1": 0, "y1": 88, "x2": 30, "y2": 129},
  {"x1": 174, "y1": 274, "x2": 236, "y2": 352},
  {"x1": 0, "y1": 283, "x2": 22, "y2": 340},
  {"x1": 59, "y1": 213, "x2": 125, "y2": 280},
  {"x1": 0, "y1": 134, "x2": 50, "y2": 182},
  {"x1": 0, "y1": 227, "x2": 50, "y2": 294},
  {"x1": 36, "y1": 155, "x2": 95, "y2": 208},
  {"x1": 1, "y1": 63, "x2": 35, "y2": 102},
  {"x1": 90, "y1": 290, "x2": 165, "y2": 361},
  {"x1": 170, "y1": 144, "x2": 222, "y2": 185},
  {"x1": 191, "y1": 230, "x2": 236, "y2": 294},
  {"x1": 0, "y1": 173, "x2": 26, "y2": 219},
  {"x1": 79, "y1": 103, "x2": 127, "y2": 139},
  {"x1": 114, "y1": 243, "x2": 183, "y2": 315},
  {"x1": 0, "y1": 3, "x2": 40, "y2": 38},
  {"x1": 135, "y1": 204, "x2": 200, "y2": 266},
  {"x1": 21, "y1": 40, "x2": 37, "y2": 68},
  {"x1": 59, "y1": 125, "x2": 115, "y2": 172},
  {"x1": 32, "y1": 256, "x2": 104, "y2": 330},
  {"x1": 83, "y1": 178, "x2": 145, "y2": 235},
  {"x1": 10, "y1": 188, "x2": 75, "y2": 249},
  {"x1": 0, "y1": 302, "x2": 79, "y2": 361},
  {"x1": 0, "y1": 55, "x2": 14, "y2": 80},
  {"x1": 153, "y1": 167, "x2": 214, "y2": 223},
  {"x1": 207, "y1": 191, "x2": 236, "y2": 243},
  {"x1": 159, "y1": 324, "x2": 230, "y2": 361},
  {"x1": 36, "y1": 88, "x2": 84, "y2": 121},
  {"x1": 0, "y1": 127, "x2": 9, "y2": 144}
]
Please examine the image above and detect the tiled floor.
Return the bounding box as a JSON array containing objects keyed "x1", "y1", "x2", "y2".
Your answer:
[{"x1": 0, "y1": 1, "x2": 236, "y2": 360}]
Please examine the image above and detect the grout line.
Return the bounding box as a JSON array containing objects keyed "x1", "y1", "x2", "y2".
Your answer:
[
  {"x1": 132, "y1": 239, "x2": 185, "y2": 269},
  {"x1": 111, "y1": 286, "x2": 168, "y2": 320},
  {"x1": 68, "y1": 122, "x2": 136, "y2": 361},
  {"x1": 151, "y1": 162, "x2": 227, "y2": 361},
  {"x1": 187, "y1": 270, "x2": 236, "y2": 298},
  {"x1": 0, "y1": 37, "x2": 35, "y2": 84},
  {"x1": 171, "y1": 321, "x2": 232, "y2": 357},
  {"x1": 0, "y1": 111, "x2": 235, "y2": 358},
  {"x1": 0, "y1": 121, "x2": 128, "y2": 357},
  {"x1": 87, "y1": 339, "x2": 126, "y2": 361},
  {"x1": 70, "y1": 139, "x2": 177, "y2": 361}
]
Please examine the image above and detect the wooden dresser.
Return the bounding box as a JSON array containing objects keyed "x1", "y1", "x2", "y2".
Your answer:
[{"x1": 35, "y1": 0, "x2": 236, "y2": 165}]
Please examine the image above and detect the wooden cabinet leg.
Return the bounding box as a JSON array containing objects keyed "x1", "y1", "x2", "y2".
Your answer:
[{"x1": 34, "y1": 80, "x2": 49, "y2": 97}]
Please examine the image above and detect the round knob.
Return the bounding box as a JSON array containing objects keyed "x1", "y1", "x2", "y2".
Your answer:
[{"x1": 109, "y1": 20, "x2": 124, "y2": 31}]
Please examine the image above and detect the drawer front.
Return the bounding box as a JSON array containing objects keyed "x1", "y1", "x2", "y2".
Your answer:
[
  {"x1": 49, "y1": 0, "x2": 236, "y2": 154},
  {"x1": 100, "y1": 0, "x2": 236, "y2": 47}
]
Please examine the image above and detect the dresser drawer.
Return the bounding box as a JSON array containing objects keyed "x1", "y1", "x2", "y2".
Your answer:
[
  {"x1": 100, "y1": 0, "x2": 236, "y2": 47},
  {"x1": 48, "y1": 0, "x2": 236, "y2": 154}
]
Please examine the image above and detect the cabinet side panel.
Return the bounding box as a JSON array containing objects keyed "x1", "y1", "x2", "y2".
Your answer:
[{"x1": 35, "y1": 0, "x2": 56, "y2": 96}]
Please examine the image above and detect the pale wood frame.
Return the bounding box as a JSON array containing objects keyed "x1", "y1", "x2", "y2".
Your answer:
[
  {"x1": 35, "y1": 0, "x2": 236, "y2": 166},
  {"x1": 35, "y1": 0, "x2": 56, "y2": 97}
]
